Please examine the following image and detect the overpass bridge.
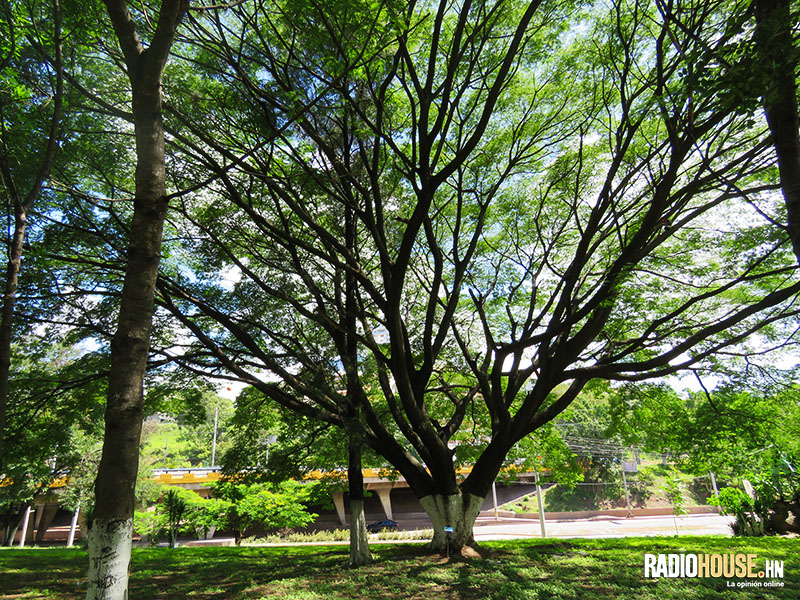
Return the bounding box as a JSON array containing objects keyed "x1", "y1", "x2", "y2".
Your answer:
[
  {"x1": 150, "y1": 466, "x2": 540, "y2": 526},
  {"x1": 9, "y1": 466, "x2": 540, "y2": 544}
]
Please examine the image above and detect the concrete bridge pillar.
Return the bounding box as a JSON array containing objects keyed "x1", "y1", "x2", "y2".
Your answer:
[
  {"x1": 34, "y1": 503, "x2": 59, "y2": 543},
  {"x1": 370, "y1": 483, "x2": 394, "y2": 520},
  {"x1": 332, "y1": 491, "x2": 347, "y2": 526}
]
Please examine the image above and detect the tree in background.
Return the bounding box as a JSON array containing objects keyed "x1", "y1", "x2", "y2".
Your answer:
[
  {"x1": 210, "y1": 480, "x2": 318, "y2": 545},
  {"x1": 0, "y1": 0, "x2": 64, "y2": 476},
  {"x1": 661, "y1": 468, "x2": 688, "y2": 535},
  {"x1": 609, "y1": 373, "x2": 800, "y2": 532},
  {"x1": 174, "y1": 392, "x2": 232, "y2": 467},
  {"x1": 0, "y1": 0, "x2": 127, "y2": 545},
  {"x1": 0, "y1": 342, "x2": 106, "y2": 545},
  {"x1": 139, "y1": 386, "x2": 233, "y2": 468},
  {"x1": 222, "y1": 386, "x2": 381, "y2": 565},
  {"x1": 607, "y1": 375, "x2": 800, "y2": 477}
]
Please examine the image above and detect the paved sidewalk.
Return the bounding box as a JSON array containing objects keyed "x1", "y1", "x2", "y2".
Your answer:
[{"x1": 472, "y1": 513, "x2": 735, "y2": 540}]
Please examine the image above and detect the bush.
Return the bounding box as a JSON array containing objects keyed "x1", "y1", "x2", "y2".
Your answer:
[
  {"x1": 709, "y1": 487, "x2": 763, "y2": 536},
  {"x1": 709, "y1": 454, "x2": 800, "y2": 536},
  {"x1": 163, "y1": 489, "x2": 188, "y2": 548},
  {"x1": 133, "y1": 510, "x2": 163, "y2": 546},
  {"x1": 244, "y1": 529, "x2": 351, "y2": 544},
  {"x1": 242, "y1": 528, "x2": 434, "y2": 544},
  {"x1": 134, "y1": 487, "x2": 227, "y2": 545},
  {"x1": 211, "y1": 480, "x2": 318, "y2": 543},
  {"x1": 185, "y1": 497, "x2": 231, "y2": 540},
  {"x1": 134, "y1": 481, "x2": 321, "y2": 545}
]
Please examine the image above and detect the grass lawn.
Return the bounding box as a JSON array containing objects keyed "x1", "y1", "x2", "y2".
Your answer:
[{"x1": 1, "y1": 536, "x2": 797, "y2": 599}]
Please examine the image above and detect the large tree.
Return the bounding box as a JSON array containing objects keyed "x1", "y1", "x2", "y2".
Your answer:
[{"x1": 148, "y1": 0, "x2": 800, "y2": 552}]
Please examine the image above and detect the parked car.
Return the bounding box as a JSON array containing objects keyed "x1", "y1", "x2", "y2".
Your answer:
[{"x1": 367, "y1": 519, "x2": 399, "y2": 533}]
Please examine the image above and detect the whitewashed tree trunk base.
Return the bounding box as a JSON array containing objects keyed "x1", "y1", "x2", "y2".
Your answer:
[
  {"x1": 349, "y1": 498, "x2": 372, "y2": 566},
  {"x1": 85, "y1": 518, "x2": 133, "y2": 600},
  {"x1": 419, "y1": 493, "x2": 483, "y2": 555}
]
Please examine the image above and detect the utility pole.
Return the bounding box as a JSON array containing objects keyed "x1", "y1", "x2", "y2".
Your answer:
[
  {"x1": 18, "y1": 506, "x2": 32, "y2": 547},
  {"x1": 534, "y1": 469, "x2": 547, "y2": 538},
  {"x1": 492, "y1": 480, "x2": 499, "y2": 521},
  {"x1": 621, "y1": 461, "x2": 633, "y2": 518},
  {"x1": 709, "y1": 471, "x2": 719, "y2": 496},
  {"x1": 261, "y1": 434, "x2": 277, "y2": 469},
  {"x1": 67, "y1": 504, "x2": 80, "y2": 548},
  {"x1": 211, "y1": 406, "x2": 219, "y2": 467}
]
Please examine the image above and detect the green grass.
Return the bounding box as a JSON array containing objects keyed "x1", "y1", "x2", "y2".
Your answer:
[
  {"x1": 141, "y1": 422, "x2": 195, "y2": 469},
  {"x1": 1, "y1": 536, "x2": 797, "y2": 599}
]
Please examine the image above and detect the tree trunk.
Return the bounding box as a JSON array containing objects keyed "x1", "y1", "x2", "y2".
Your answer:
[
  {"x1": 349, "y1": 497, "x2": 371, "y2": 566},
  {"x1": 86, "y1": 518, "x2": 133, "y2": 599},
  {"x1": 0, "y1": 212, "x2": 27, "y2": 472},
  {"x1": 86, "y1": 2, "x2": 186, "y2": 598},
  {"x1": 86, "y1": 126, "x2": 167, "y2": 599},
  {"x1": 754, "y1": 0, "x2": 800, "y2": 264},
  {"x1": 0, "y1": 0, "x2": 63, "y2": 474},
  {"x1": 342, "y1": 186, "x2": 371, "y2": 567},
  {"x1": 86, "y1": 87, "x2": 169, "y2": 600},
  {"x1": 419, "y1": 492, "x2": 484, "y2": 555},
  {"x1": 0, "y1": 504, "x2": 24, "y2": 546},
  {"x1": 347, "y1": 428, "x2": 372, "y2": 566}
]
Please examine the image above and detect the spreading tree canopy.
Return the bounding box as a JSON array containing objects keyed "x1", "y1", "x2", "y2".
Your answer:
[
  {"x1": 134, "y1": 0, "x2": 800, "y2": 550},
  {"x1": 6, "y1": 0, "x2": 798, "y2": 559}
]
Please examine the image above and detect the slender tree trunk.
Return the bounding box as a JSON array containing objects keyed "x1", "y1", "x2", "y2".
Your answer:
[
  {"x1": 0, "y1": 211, "x2": 27, "y2": 472},
  {"x1": 0, "y1": 504, "x2": 24, "y2": 546},
  {"x1": 754, "y1": 0, "x2": 800, "y2": 264},
  {"x1": 86, "y1": 97, "x2": 168, "y2": 600},
  {"x1": 86, "y1": 2, "x2": 186, "y2": 598},
  {"x1": 0, "y1": 0, "x2": 63, "y2": 474},
  {"x1": 347, "y1": 428, "x2": 372, "y2": 567},
  {"x1": 341, "y1": 187, "x2": 371, "y2": 566}
]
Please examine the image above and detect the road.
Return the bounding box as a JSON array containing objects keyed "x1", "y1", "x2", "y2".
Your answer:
[
  {"x1": 186, "y1": 514, "x2": 736, "y2": 548},
  {"x1": 471, "y1": 513, "x2": 736, "y2": 540}
]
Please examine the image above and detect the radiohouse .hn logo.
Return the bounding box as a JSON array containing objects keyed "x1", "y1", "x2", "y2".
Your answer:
[{"x1": 644, "y1": 553, "x2": 785, "y2": 589}]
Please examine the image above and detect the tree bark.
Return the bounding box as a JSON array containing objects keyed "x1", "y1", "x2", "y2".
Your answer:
[
  {"x1": 341, "y1": 180, "x2": 371, "y2": 567},
  {"x1": 86, "y1": 1, "x2": 186, "y2": 598},
  {"x1": 0, "y1": 210, "x2": 28, "y2": 472},
  {"x1": 419, "y1": 492, "x2": 484, "y2": 555},
  {"x1": 347, "y1": 426, "x2": 372, "y2": 566},
  {"x1": 754, "y1": 0, "x2": 800, "y2": 264}
]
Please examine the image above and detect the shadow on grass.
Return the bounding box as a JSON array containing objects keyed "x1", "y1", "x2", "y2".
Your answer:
[{"x1": 0, "y1": 537, "x2": 797, "y2": 599}]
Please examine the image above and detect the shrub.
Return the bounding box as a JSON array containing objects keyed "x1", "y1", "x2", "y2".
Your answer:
[
  {"x1": 133, "y1": 510, "x2": 163, "y2": 546},
  {"x1": 660, "y1": 469, "x2": 688, "y2": 534},
  {"x1": 211, "y1": 480, "x2": 318, "y2": 543},
  {"x1": 709, "y1": 487, "x2": 763, "y2": 536}
]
